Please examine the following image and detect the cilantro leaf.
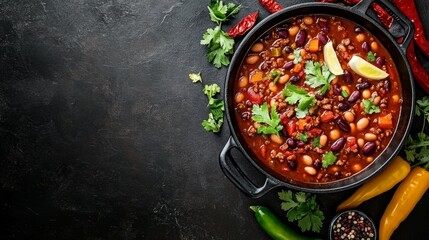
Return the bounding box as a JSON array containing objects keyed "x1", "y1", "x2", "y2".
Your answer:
[
  {"x1": 270, "y1": 70, "x2": 282, "y2": 84},
  {"x1": 313, "y1": 137, "x2": 321, "y2": 148},
  {"x1": 202, "y1": 113, "x2": 223, "y2": 132},
  {"x1": 293, "y1": 48, "x2": 303, "y2": 64},
  {"x1": 304, "y1": 60, "x2": 335, "y2": 94},
  {"x1": 322, "y1": 151, "x2": 337, "y2": 168},
  {"x1": 208, "y1": 0, "x2": 241, "y2": 24},
  {"x1": 362, "y1": 99, "x2": 381, "y2": 114},
  {"x1": 278, "y1": 190, "x2": 324, "y2": 233},
  {"x1": 203, "y1": 83, "x2": 221, "y2": 99},
  {"x1": 189, "y1": 72, "x2": 202, "y2": 83},
  {"x1": 201, "y1": 26, "x2": 235, "y2": 68},
  {"x1": 251, "y1": 102, "x2": 283, "y2": 135},
  {"x1": 283, "y1": 83, "x2": 315, "y2": 119},
  {"x1": 341, "y1": 90, "x2": 349, "y2": 98},
  {"x1": 299, "y1": 133, "x2": 308, "y2": 142},
  {"x1": 367, "y1": 51, "x2": 376, "y2": 62}
]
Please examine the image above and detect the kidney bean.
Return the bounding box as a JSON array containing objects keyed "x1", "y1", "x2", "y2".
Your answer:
[
  {"x1": 348, "y1": 90, "x2": 361, "y2": 103},
  {"x1": 245, "y1": 100, "x2": 253, "y2": 108},
  {"x1": 287, "y1": 160, "x2": 297, "y2": 170},
  {"x1": 241, "y1": 112, "x2": 251, "y2": 120},
  {"x1": 283, "y1": 61, "x2": 294, "y2": 70},
  {"x1": 354, "y1": 27, "x2": 362, "y2": 33},
  {"x1": 286, "y1": 138, "x2": 296, "y2": 148},
  {"x1": 277, "y1": 30, "x2": 288, "y2": 38},
  {"x1": 297, "y1": 141, "x2": 305, "y2": 148},
  {"x1": 343, "y1": 70, "x2": 353, "y2": 83},
  {"x1": 333, "y1": 84, "x2": 341, "y2": 95},
  {"x1": 336, "y1": 118, "x2": 351, "y2": 133},
  {"x1": 315, "y1": 93, "x2": 324, "y2": 100},
  {"x1": 362, "y1": 42, "x2": 370, "y2": 52},
  {"x1": 338, "y1": 102, "x2": 350, "y2": 111},
  {"x1": 263, "y1": 33, "x2": 271, "y2": 40},
  {"x1": 362, "y1": 142, "x2": 376, "y2": 155},
  {"x1": 384, "y1": 79, "x2": 391, "y2": 92},
  {"x1": 313, "y1": 159, "x2": 322, "y2": 170},
  {"x1": 356, "y1": 82, "x2": 371, "y2": 90},
  {"x1": 376, "y1": 57, "x2": 385, "y2": 67},
  {"x1": 295, "y1": 29, "x2": 307, "y2": 47},
  {"x1": 317, "y1": 32, "x2": 328, "y2": 45},
  {"x1": 334, "y1": 171, "x2": 342, "y2": 179},
  {"x1": 331, "y1": 137, "x2": 346, "y2": 151},
  {"x1": 289, "y1": 75, "x2": 300, "y2": 84}
]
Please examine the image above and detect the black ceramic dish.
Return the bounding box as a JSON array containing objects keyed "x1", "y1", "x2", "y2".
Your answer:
[{"x1": 219, "y1": 0, "x2": 415, "y2": 197}]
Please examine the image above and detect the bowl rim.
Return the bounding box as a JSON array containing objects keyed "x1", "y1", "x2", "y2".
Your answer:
[{"x1": 329, "y1": 209, "x2": 377, "y2": 240}]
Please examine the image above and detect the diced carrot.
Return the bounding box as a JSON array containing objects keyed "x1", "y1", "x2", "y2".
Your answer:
[
  {"x1": 379, "y1": 113, "x2": 393, "y2": 129},
  {"x1": 300, "y1": 49, "x2": 307, "y2": 57},
  {"x1": 320, "y1": 110, "x2": 335, "y2": 123},
  {"x1": 250, "y1": 70, "x2": 264, "y2": 83},
  {"x1": 298, "y1": 119, "x2": 307, "y2": 131},
  {"x1": 308, "y1": 39, "x2": 319, "y2": 53},
  {"x1": 293, "y1": 63, "x2": 302, "y2": 73}
]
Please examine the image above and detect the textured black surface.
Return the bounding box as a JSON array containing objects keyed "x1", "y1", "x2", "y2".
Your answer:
[{"x1": 0, "y1": 0, "x2": 428, "y2": 239}]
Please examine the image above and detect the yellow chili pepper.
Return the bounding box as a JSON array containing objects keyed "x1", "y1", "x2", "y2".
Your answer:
[
  {"x1": 337, "y1": 156, "x2": 411, "y2": 212},
  {"x1": 379, "y1": 166, "x2": 429, "y2": 240}
]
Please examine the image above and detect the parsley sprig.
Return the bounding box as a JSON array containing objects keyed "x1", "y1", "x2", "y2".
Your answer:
[
  {"x1": 293, "y1": 48, "x2": 303, "y2": 64},
  {"x1": 251, "y1": 102, "x2": 283, "y2": 135},
  {"x1": 201, "y1": 84, "x2": 225, "y2": 132},
  {"x1": 278, "y1": 190, "x2": 324, "y2": 233},
  {"x1": 403, "y1": 96, "x2": 429, "y2": 170},
  {"x1": 283, "y1": 83, "x2": 316, "y2": 119},
  {"x1": 304, "y1": 61, "x2": 336, "y2": 95},
  {"x1": 367, "y1": 51, "x2": 376, "y2": 62},
  {"x1": 201, "y1": 0, "x2": 240, "y2": 68},
  {"x1": 322, "y1": 151, "x2": 337, "y2": 168},
  {"x1": 362, "y1": 99, "x2": 380, "y2": 114}
]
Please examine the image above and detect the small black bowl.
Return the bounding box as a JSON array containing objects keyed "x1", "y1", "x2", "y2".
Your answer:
[{"x1": 329, "y1": 210, "x2": 377, "y2": 240}]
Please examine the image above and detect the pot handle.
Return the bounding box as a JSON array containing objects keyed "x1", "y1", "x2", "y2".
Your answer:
[
  {"x1": 219, "y1": 136, "x2": 280, "y2": 198},
  {"x1": 352, "y1": 0, "x2": 414, "y2": 52}
]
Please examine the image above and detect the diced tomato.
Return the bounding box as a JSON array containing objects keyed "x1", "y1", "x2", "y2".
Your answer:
[
  {"x1": 286, "y1": 120, "x2": 296, "y2": 137},
  {"x1": 379, "y1": 113, "x2": 393, "y2": 129},
  {"x1": 247, "y1": 87, "x2": 262, "y2": 104},
  {"x1": 280, "y1": 112, "x2": 289, "y2": 125},
  {"x1": 320, "y1": 110, "x2": 335, "y2": 123},
  {"x1": 346, "y1": 136, "x2": 356, "y2": 147}
]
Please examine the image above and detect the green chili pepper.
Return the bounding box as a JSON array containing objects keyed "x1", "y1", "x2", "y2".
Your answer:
[{"x1": 250, "y1": 206, "x2": 322, "y2": 240}]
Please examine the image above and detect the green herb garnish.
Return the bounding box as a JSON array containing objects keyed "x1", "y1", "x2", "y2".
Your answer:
[
  {"x1": 313, "y1": 137, "x2": 321, "y2": 148},
  {"x1": 283, "y1": 83, "x2": 316, "y2": 119},
  {"x1": 367, "y1": 51, "x2": 376, "y2": 62},
  {"x1": 189, "y1": 72, "x2": 202, "y2": 83},
  {"x1": 201, "y1": 84, "x2": 224, "y2": 132},
  {"x1": 201, "y1": 26, "x2": 235, "y2": 68},
  {"x1": 299, "y1": 133, "x2": 308, "y2": 142},
  {"x1": 278, "y1": 190, "x2": 325, "y2": 233},
  {"x1": 322, "y1": 151, "x2": 337, "y2": 168},
  {"x1": 362, "y1": 99, "x2": 381, "y2": 114},
  {"x1": 341, "y1": 90, "x2": 349, "y2": 98},
  {"x1": 293, "y1": 48, "x2": 302, "y2": 64},
  {"x1": 304, "y1": 60, "x2": 336, "y2": 95},
  {"x1": 208, "y1": 0, "x2": 241, "y2": 24},
  {"x1": 251, "y1": 102, "x2": 283, "y2": 135},
  {"x1": 270, "y1": 70, "x2": 282, "y2": 84}
]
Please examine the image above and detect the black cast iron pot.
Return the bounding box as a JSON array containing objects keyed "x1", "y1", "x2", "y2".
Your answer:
[{"x1": 220, "y1": 0, "x2": 415, "y2": 198}]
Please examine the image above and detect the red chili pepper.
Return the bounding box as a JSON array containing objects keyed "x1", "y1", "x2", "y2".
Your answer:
[
  {"x1": 406, "y1": 41, "x2": 429, "y2": 94},
  {"x1": 258, "y1": 0, "x2": 283, "y2": 13},
  {"x1": 372, "y1": 3, "x2": 393, "y2": 29},
  {"x1": 392, "y1": 0, "x2": 429, "y2": 58},
  {"x1": 227, "y1": 11, "x2": 259, "y2": 38}
]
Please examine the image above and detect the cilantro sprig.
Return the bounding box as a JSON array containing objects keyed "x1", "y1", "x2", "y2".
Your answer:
[
  {"x1": 362, "y1": 99, "x2": 380, "y2": 114},
  {"x1": 251, "y1": 102, "x2": 283, "y2": 135},
  {"x1": 201, "y1": 84, "x2": 225, "y2": 132},
  {"x1": 208, "y1": 0, "x2": 240, "y2": 24},
  {"x1": 367, "y1": 51, "x2": 376, "y2": 62},
  {"x1": 278, "y1": 190, "x2": 325, "y2": 233},
  {"x1": 201, "y1": 0, "x2": 240, "y2": 68},
  {"x1": 283, "y1": 83, "x2": 316, "y2": 118},
  {"x1": 322, "y1": 151, "x2": 337, "y2": 168},
  {"x1": 189, "y1": 72, "x2": 202, "y2": 83},
  {"x1": 403, "y1": 96, "x2": 429, "y2": 170},
  {"x1": 304, "y1": 61, "x2": 336, "y2": 95},
  {"x1": 293, "y1": 48, "x2": 303, "y2": 64}
]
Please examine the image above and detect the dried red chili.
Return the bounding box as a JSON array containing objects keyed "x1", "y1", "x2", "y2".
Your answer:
[
  {"x1": 372, "y1": 3, "x2": 393, "y2": 29},
  {"x1": 392, "y1": 0, "x2": 429, "y2": 58},
  {"x1": 258, "y1": 0, "x2": 283, "y2": 13},
  {"x1": 227, "y1": 11, "x2": 259, "y2": 38},
  {"x1": 407, "y1": 41, "x2": 429, "y2": 94}
]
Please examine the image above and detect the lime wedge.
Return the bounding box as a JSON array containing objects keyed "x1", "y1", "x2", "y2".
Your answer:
[
  {"x1": 323, "y1": 41, "x2": 343, "y2": 75},
  {"x1": 348, "y1": 55, "x2": 389, "y2": 80}
]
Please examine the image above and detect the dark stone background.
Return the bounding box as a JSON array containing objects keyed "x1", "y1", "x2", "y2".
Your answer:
[{"x1": 0, "y1": 0, "x2": 428, "y2": 239}]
